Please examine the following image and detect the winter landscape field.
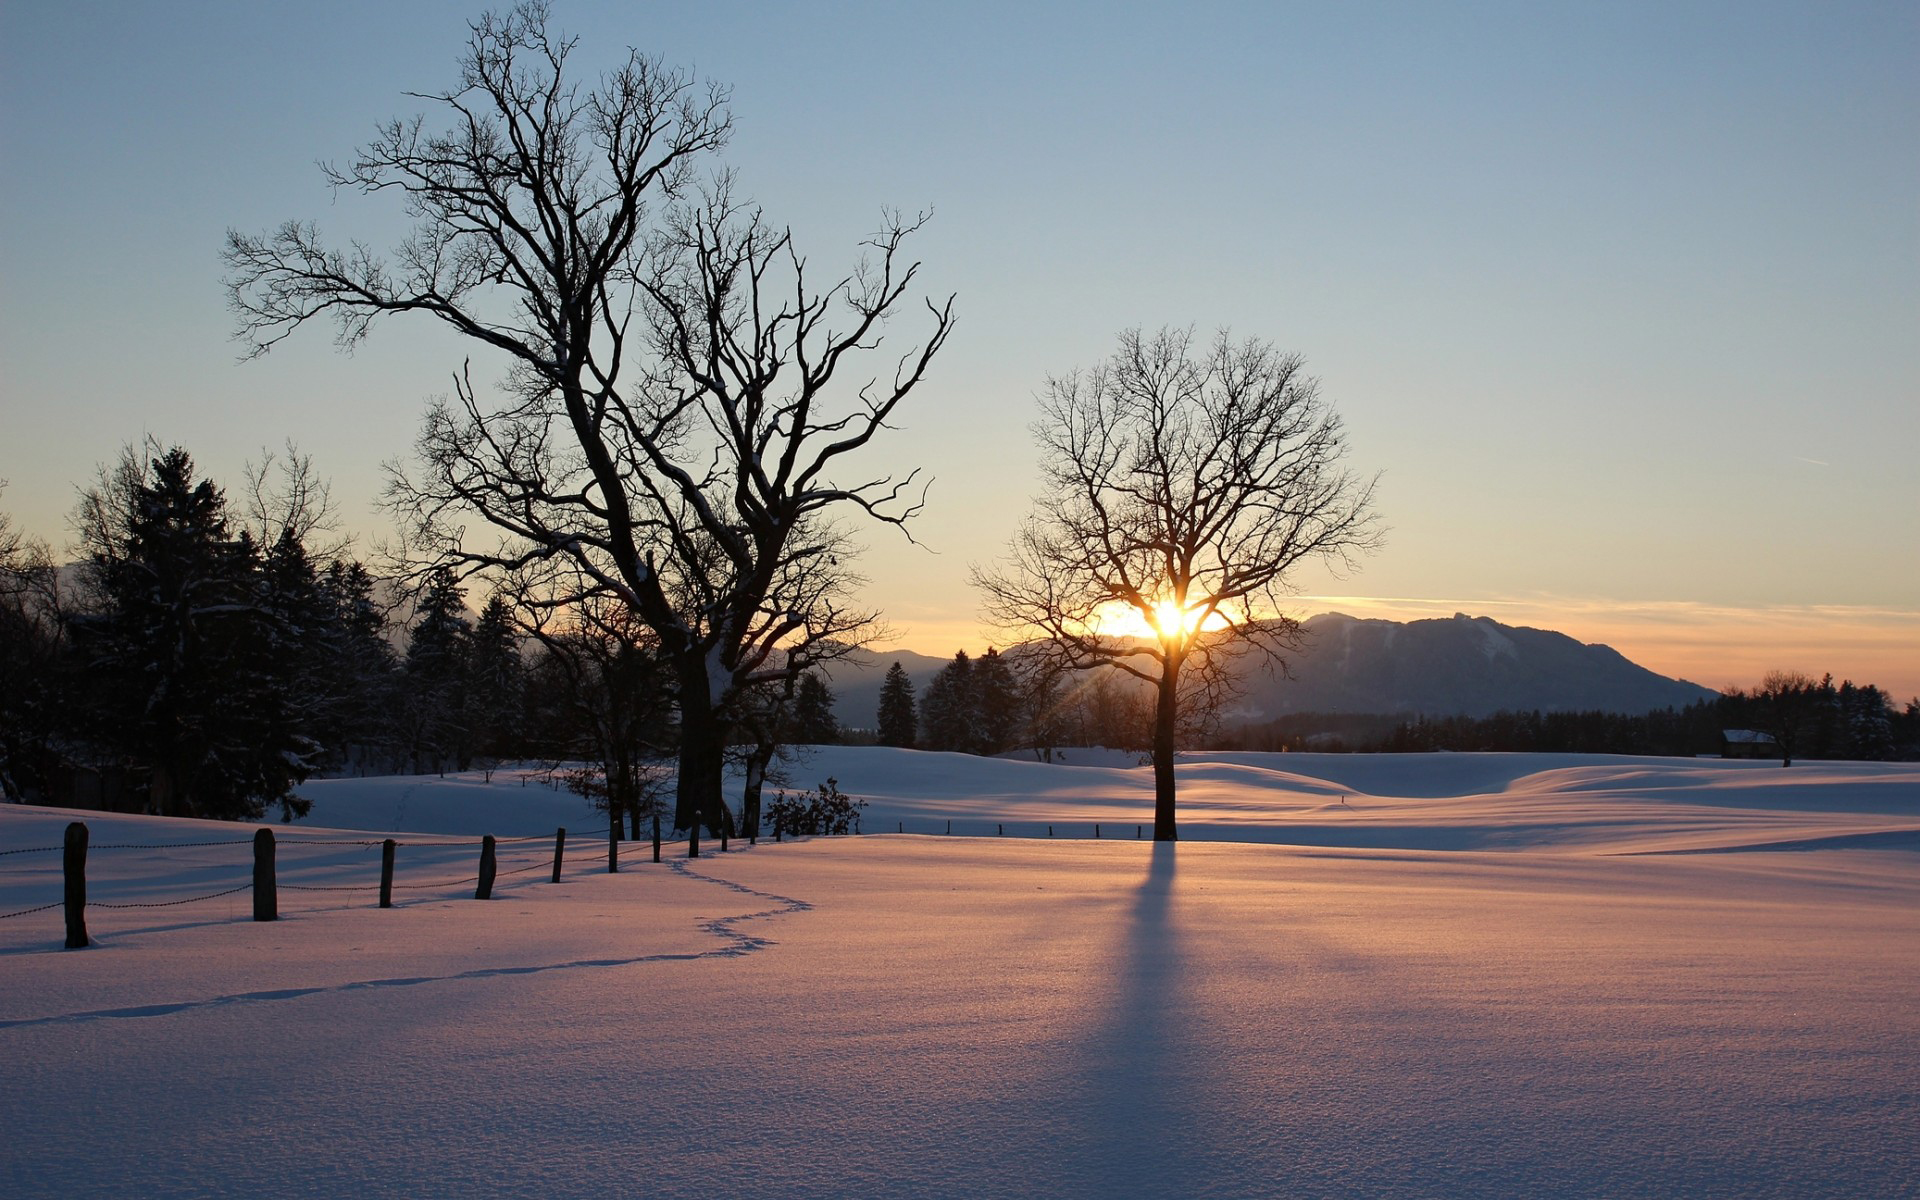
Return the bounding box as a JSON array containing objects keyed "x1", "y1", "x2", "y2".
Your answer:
[{"x1": 4, "y1": 747, "x2": 1917, "y2": 1199}]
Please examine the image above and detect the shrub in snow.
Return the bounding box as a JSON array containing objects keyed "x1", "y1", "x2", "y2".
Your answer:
[{"x1": 766, "y1": 777, "x2": 866, "y2": 838}]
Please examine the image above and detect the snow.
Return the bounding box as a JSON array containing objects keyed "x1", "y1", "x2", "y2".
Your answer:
[{"x1": 4, "y1": 749, "x2": 1917, "y2": 1198}]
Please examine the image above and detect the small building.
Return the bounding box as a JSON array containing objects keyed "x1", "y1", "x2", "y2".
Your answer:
[{"x1": 1721, "y1": 729, "x2": 1784, "y2": 760}]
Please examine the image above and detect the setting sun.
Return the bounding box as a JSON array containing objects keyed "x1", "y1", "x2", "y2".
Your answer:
[{"x1": 1089, "y1": 598, "x2": 1229, "y2": 641}]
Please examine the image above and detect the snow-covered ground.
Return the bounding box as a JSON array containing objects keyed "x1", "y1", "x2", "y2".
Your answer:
[{"x1": 4, "y1": 748, "x2": 1917, "y2": 1198}]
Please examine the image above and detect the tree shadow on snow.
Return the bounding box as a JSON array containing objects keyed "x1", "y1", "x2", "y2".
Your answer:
[{"x1": 1067, "y1": 841, "x2": 1203, "y2": 1193}]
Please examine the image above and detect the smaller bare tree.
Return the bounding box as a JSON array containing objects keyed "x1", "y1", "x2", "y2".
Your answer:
[
  {"x1": 974, "y1": 327, "x2": 1382, "y2": 840},
  {"x1": 1747, "y1": 669, "x2": 1825, "y2": 768}
]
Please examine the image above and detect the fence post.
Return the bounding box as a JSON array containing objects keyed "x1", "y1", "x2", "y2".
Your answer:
[
  {"x1": 608, "y1": 808, "x2": 620, "y2": 874},
  {"x1": 476, "y1": 835, "x2": 497, "y2": 900},
  {"x1": 652, "y1": 812, "x2": 661, "y2": 864},
  {"x1": 551, "y1": 827, "x2": 566, "y2": 884},
  {"x1": 1048, "y1": 825, "x2": 1054, "y2": 838},
  {"x1": 946, "y1": 819, "x2": 952, "y2": 836},
  {"x1": 379, "y1": 839, "x2": 396, "y2": 908},
  {"x1": 1136, "y1": 825, "x2": 1142, "y2": 839},
  {"x1": 252, "y1": 828, "x2": 277, "y2": 922},
  {"x1": 1095, "y1": 824, "x2": 1101, "y2": 839},
  {"x1": 63, "y1": 821, "x2": 89, "y2": 949}
]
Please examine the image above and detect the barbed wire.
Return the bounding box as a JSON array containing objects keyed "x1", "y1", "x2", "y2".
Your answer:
[
  {"x1": 0, "y1": 845, "x2": 64, "y2": 858},
  {"x1": 0, "y1": 900, "x2": 64, "y2": 920},
  {"x1": 88, "y1": 838, "x2": 257, "y2": 852},
  {"x1": 89, "y1": 883, "x2": 253, "y2": 910},
  {"x1": 276, "y1": 839, "x2": 386, "y2": 848},
  {"x1": 389, "y1": 874, "x2": 481, "y2": 891}
]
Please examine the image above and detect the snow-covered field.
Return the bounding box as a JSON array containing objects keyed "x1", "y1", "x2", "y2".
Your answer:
[{"x1": 4, "y1": 749, "x2": 1917, "y2": 1198}]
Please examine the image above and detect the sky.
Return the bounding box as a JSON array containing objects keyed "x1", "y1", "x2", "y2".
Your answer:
[{"x1": 2, "y1": 1, "x2": 1915, "y2": 698}]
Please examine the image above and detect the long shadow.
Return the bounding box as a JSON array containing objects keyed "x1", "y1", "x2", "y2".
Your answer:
[{"x1": 1072, "y1": 841, "x2": 1195, "y2": 1189}]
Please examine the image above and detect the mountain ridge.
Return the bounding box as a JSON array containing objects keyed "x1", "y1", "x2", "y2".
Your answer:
[{"x1": 823, "y1": 612, "x2": 1719, "y2": 729}]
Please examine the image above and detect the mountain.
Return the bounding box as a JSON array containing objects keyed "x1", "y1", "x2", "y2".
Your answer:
[
  {"x1": 1233, "y1": 612, "x2": 1720, "y2": 720},
  {"x1": 818, "y1": 647, "x2": 956, "y2": 733},
  {"x1": 823, "y1": 613, "x2": 1718, "y2": 730}
]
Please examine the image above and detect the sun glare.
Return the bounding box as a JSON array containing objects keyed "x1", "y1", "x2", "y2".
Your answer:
[{"x1": 1090, "y1": 599, "x2": 1227, "y2": 641}]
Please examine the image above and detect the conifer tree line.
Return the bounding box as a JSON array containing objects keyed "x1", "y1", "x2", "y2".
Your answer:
[
  {"x1": 0, "y1": 444, "x2": 874, "y2": 826},
  {"x1": 1229, "y1": 677, "x2": 1919, "y2": 762},
  {"x1": 875, "y1": 648, "x2": 1163, "y2": 759}
]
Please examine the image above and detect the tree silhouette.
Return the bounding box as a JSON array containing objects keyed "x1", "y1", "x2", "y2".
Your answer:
[
  {"x1": 876, "y1": 661, "x2": 917, "y2": 748},
  {"x1": 975, "y1": 328, "x2": 1380, "y2": 839},
  {"x1": 226, "y1": 4, "x2": 951, "y2": 847}
]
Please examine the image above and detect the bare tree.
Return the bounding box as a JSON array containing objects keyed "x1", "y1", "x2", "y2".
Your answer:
[
  {"x1": 974, "y1": 327, "x2": 1381, "y2": 840},
  {"x1": 241, "y1": 442, "x2": 348, "y2": 561},
  {"x1": 225, "y1": 4, "x2": 953, "y2": 846},
  {"x1": 726, "y1": 524, "x2": 886, "y2": 840},
  {"x1": 1746, "y1": 669, "x2": 1824, "y2": 768},
  {"x1": 0, "y1": 486, "x2": 67, "y2": 802}
]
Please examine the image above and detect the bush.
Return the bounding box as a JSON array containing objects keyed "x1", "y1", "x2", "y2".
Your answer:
[{"x1": 767, "y1": 777, "x2": 866, "y2": 837}]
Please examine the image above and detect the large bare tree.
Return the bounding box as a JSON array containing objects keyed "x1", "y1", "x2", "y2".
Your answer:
[
  {"x1": 974, "y1": 327, "x2": 1381, "y2": 840},
  {"x1": 225, "y1": 4, "x2": 953, "y2": 845}
]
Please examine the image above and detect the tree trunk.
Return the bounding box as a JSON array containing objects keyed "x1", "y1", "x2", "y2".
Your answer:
[
  {"x1": 1151, "y1": 660, "x2": 1180, "y2": 841},
  {"x1": 673, "y1": 654, "x2": 730, "y2": 857},
  {"x1": 740, "y1": 743, "x2": 774, "y2": 840}
]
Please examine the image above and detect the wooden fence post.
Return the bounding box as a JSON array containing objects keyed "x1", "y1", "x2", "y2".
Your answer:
[
  {"x1": 63, "y1": 821, "x2": 88, "y2": 949},
  {"x1": 1048, "y1": 825, "x2": 1054, "y2": 838},
  {"x1": 252, "y1": 828, "x2": 277, "y2": 922},
  {"x1": 652, "y1": 812, "x2": 661, "y2": 863},
  {"x1": 551, "y1": 827, "x2": 566, "y2": 883},
  {"x1": 608, "y1": 809, "x2": 620, "y2": 874},
  {"x1": 476, "y1": 835, "x2": 497, "y2": 900},
  {"x1": 1095, "y1": 824, "x2": 1101, "y2": 839},
  {"x1": 946, "y1": 819, "x2": 952, "y2": 836},
  {"x1": 379, "y1": 839, "x2": 396, "y2": 908}
]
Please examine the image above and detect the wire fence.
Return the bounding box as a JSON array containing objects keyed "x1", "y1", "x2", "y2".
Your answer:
[{"x1": 0, "y1": 824, "x2": 577, "y2": 932}]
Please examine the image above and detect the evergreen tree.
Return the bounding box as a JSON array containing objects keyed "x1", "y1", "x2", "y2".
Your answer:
[
  {"x1": 790, "y1": 671, "x2": 841, "y2": 745},
  {"x1": 74, "y1": 446, "x2": 313, "y2": 819},
  {"x1": 876, "y1": 661, "x2": 917, "y2": 748},
  {"x1": 464, "y1": 593, "x2": 524, "y2": 764},
  {"x1": 403, "y1": 566, "x2": 470, "y2": 771},
  {"x1": 973, "y1": 648, "x2": 1021, "y2": 755},
  {"x1": 317, "y1": 559, "x2": 400, "y2": 770},
  {"x1": 920, "y1": 651, "x2": 974, "y2": 752}
]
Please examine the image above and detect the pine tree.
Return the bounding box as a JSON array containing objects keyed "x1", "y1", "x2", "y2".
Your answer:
[
  {"x1": 790, "y1": 671, "x2": 841, "y2": 745},
  {"x1": 74, "y1": 446, "x2": 313, "y2": 819},
  {"x1": 876, "y1": 661, "x2": 917, "y2": 748},
  {"x1": 920, "y1": 651, "x2": 974, "y2": 752},
  {"x1": 464, "y1": 594, "x2": 524, "y2": 765},
  {"x1": 973, "y1": 648, "x2": 1020, "y2": 755},
  {"x1": 403, "y1": 566, "x2": 470, "y2": 771},
  {"x1": 317, "y1": 560, "x2": 399, "y2": 770}
]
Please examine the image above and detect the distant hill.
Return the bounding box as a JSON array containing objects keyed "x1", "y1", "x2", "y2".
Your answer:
[
  {"x1": 819, "y1": 647, "x2": 954, "y2": 732},
  {"x1": 1235, "y1": 612, "x2": 1719, "y2": 720},
  {"x1": 823, "y1": 613, "x2": 1718, "y2": 730}
]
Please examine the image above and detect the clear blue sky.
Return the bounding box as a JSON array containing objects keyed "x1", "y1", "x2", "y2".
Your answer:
[{"x1": 3, "y1": 1, "x2": 1915, "y2": 695}]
